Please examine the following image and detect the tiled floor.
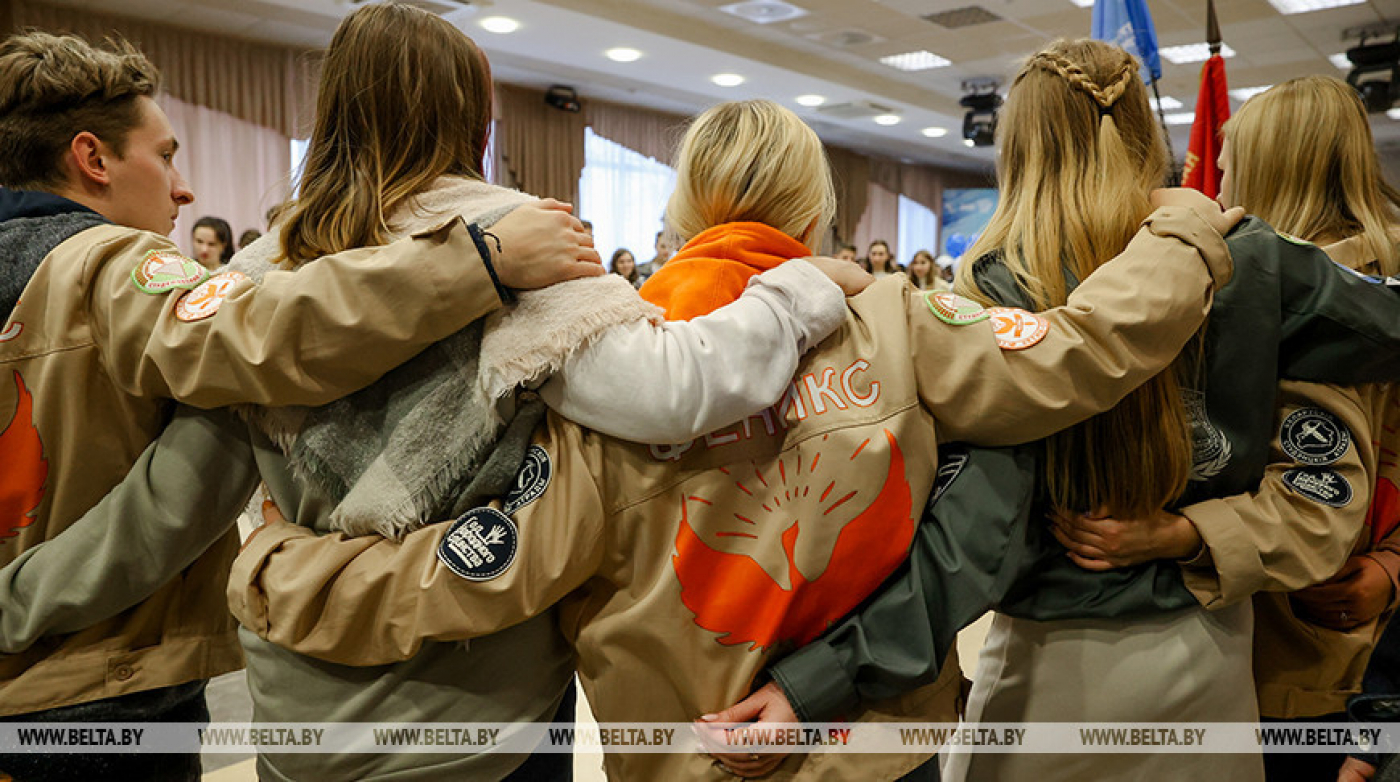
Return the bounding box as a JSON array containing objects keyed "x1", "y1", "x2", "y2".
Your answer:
[{"x1": 199, "y1": 616, "x2": 994, "y2": 781}]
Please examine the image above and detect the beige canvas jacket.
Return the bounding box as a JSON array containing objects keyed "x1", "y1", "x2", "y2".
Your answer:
[
  {"x1": 1246, "y1": 238, "x2": 1400, "y2": 718},
  {"x1": 231, "y1": 207, "x2": 1230, "y2": 780},
  {"x1": 0, "y1": 218, "x2": 504, "y2": 716}
]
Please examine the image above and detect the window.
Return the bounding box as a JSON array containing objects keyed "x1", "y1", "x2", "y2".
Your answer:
[
  {"x1": 289, "y1": 138, "x2": 310, "y2": 197},
  {"x1": 578, "y1": 128, "x2": 678, "y2": 270},
  {"x1": 896, "y1": 195, "x2": 940, "y2": 265}
]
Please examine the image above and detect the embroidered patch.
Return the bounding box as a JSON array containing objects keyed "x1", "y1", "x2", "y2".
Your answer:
[
  {"x1": 174, "y1": 271, "x2": 246, "y2": 322},
  {"x1": 502, "y1": 445, "x2": 551, "y2": 515},
  {"x1": 1282, "y1": 468, "x2": 1353, "y2": 508},
  {"x1": 928, "y1": 447, "x2": 970, "y2": 509},
  {"x1": 0, "y1": 322, "x2": 20, "y2": 343},
  {"x1": 988, "y1": 307, "x2": 1050, "y2": 350},
  {"x1": 132, "y1": 250, "x2": 208, "y2": 294},
  {"x1": 926, "y1": 292, "x2": 989, "y2": 326},
  {"x1": 1279, "y1": 407, "x2": 1351, "y2": 466},
  {"x1": 437, "y1": 507, "x2": 519, "y2": 581},
  {"x1": 1185, "y1": 389, "x2": 1232, "y2": 481}
]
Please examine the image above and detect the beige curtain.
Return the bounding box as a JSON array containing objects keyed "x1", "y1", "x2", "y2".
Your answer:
[
  {"x1": 496, "y1": 84, "x2": 587, "y2": 204},
  {"x1": 585, "y1": 100, "x2": 689, "y2": 165},
  {"x1": 853, "y1": 183, "x2": 900, "y2": 258},
  {"x1": 826, "y1": 146, "x2": 870, "y2": 246},
  {"x1": 12, "y1": 1, "x2": 317, "y2": 138},
  {"x1": 164, "y1": 96, "x2": 292, "y2": 257}
]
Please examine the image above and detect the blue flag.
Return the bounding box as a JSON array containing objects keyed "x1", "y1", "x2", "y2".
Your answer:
[{"x1": 1092, "y1": 0, "x2": 1162, "y2": 83}]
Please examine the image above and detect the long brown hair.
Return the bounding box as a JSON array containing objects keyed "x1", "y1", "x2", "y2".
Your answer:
[
  {"x1": 956, "y1": 39, "x2": 1192, "y2": 518},
  {"x1": 1224, "y1": 76, "x2": 1400, "y2": 275},
  {"x1": 279, "y1": 2, "x2": 493, "y2": 265}
]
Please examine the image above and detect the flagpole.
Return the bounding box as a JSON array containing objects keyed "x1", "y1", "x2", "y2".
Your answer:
[{"x1": 1152, "y1": 77, "x2": 1180, "y2": 185}]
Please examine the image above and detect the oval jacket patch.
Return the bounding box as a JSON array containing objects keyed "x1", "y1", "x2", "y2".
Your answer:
[
  {"x1": 1282, "y1": 467, "x2": 1353, "y2": 508},
  {"x1": 438, "y1": 507, "x2": 519, "y2": 581}
]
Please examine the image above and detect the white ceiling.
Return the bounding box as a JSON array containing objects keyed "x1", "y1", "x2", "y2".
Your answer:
[{"x1": 39, "y1": 0, "x2": 1400, "y2": 173}]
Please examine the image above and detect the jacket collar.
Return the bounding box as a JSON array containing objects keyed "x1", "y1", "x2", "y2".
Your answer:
[{"x1": 0, "y1": 188, "x2": 102, "y2": 223}]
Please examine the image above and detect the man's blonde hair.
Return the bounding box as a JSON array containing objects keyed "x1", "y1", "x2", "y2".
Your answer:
[
  {"x1": 0, "y1": 31, "x2": 159, "y2": 190},
  {"x1": 1224, "y1": 76, "x2": 1400, "y2": 274},
  {"x1": 666, "y1": 100, "x2": 835, "y2": 246}
]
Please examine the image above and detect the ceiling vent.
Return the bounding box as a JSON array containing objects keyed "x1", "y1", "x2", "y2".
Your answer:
[
  {"x1": 719, "y1": 0, "x2": 809, "y2": 24},
  {"x1": 815, "y1": 100, "x2": 896, "y2": 120},
  {"x1": 807, "y1": 28, "x2": 885, "y2": 48},
  {"x1": 922, "y1": 6, "x2": 1002, "y2": 29}
]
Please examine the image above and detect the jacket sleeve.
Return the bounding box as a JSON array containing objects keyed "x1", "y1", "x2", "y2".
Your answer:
[
  {"x1": 1181, "y1": 381, "x2": 1375, "y2": 608},
  {"x1": 83, "y1": 218, "x2": 504, "y2": 408},
  {"x1": 0, "y1": 407, "x2": 257, "y2": 653},
  {"x1": 541, "y1": 260, "x2": 847, "y2": 443},
  {"x1": 227, "y1": 412, "x2": 605, "y2": 666},
  {"x1": 913, "y1": 206, "x2": 1231, "y2": 445}
]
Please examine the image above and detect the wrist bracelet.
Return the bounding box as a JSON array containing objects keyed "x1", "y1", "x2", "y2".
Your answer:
[{"x1": 468, "y1": 223, "x2": 515, "y2": 304}]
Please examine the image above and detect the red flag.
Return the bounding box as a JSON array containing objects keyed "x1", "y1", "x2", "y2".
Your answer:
[{"x1": 1181, "y1": 54, "x2": 1230, "y2": 198}]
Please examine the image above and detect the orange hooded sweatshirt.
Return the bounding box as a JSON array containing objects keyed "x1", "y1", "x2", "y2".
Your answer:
[{"x1": 638, "y1": 222, "x2": 811, "y2": 321}]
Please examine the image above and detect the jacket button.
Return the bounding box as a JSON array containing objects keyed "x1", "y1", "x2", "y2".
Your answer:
[{"x1": 113, "y1": 665, "x2": 134, "y2": 681}]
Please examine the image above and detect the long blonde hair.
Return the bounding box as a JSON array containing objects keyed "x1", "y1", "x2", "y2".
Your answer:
[
  {"x1": 666, "y1": 100, "x2": 835, "y2": 245},
  {"x1": 279, "y1": 2, "x2": 493, "y2": 265},
  {"x1": 1224, "y1": 76, "x2": 1400, "y2": 275},
  {"x1": 956, "y1": 39, "x2": 1191, "y2": 519}
]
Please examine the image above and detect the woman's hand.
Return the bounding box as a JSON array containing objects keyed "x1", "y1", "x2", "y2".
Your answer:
[
  {"x1": 1292, "y1": 556, "x2": 1395, "y2": 631},
  {"x1": 491, "y1": 199, "x2": 603, "y2": 289},
  {"x1": 1337, "y1": 756, "x2": 1376, "y2": 781},
  {"x1": 803, "y1": 256, "x2": 875, "y2": 296},
  {"x1": 1051, "y1": 507, "x2": 1202, "y2": 571},
  {"x1": 695, "y1": 682, "x2": 797, "y2": 777},
  {"x1": 1149, "y1": 187, "x2": 1246, "y2": 237}
]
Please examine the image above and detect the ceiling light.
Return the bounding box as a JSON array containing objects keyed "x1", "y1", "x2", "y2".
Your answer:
[
  {"x1": 1229, "y1": 85, "x2": 1273, "y2": 101},
  {"x1": 963, "y1": 139, "x2": 975, "y2": 147},
  {"x1": 605, "y1": 48, "x2": 642, "y2": 63},
  {"x1": 1267, "y1": 0, "x2": 1363, "y2": 13},
  {"x1": 795, "y1": 94, "x2": 826, "y2": 107},
  {"x1": 921, "y1": 126, "x2": 948, "y2": 138},
  {"x1": 1069, "y1": 0, "x2": 1094, "y2": 6},
  {"x1": 1160, "y1": 43, "x2": 1237, "y2": 64},
  {"x1": 1164, "y1": 112, "x2": 1196, "y2": 125},
  {"x1": 880, "y1": 50, "x2": 951, "y2": 72},
  {"x1": 1330, "y1": 53, "x2": 1352, "y2": 69},
  {"x1": 1388, "y1": 108, "x2": 1400, "y2": 120},
  {"x1": 479, "y1": 16, "x2": 520, "y2": 34},
  {"x1": 719, "y1": 0, "x2": 809, "y2": 24},
  {"x1": 1150, "y1": 96, "x2": 1183, "y2": 110},
  {"x1": 711, "y1": 73, "x2": 746, "y2": 87},
  {"x1": 873, "y1": 114, "x2": 901, "y2": 125}
]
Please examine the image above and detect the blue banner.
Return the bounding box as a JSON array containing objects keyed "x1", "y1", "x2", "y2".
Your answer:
[{"x1": 1092, "y1": 0, "x2": 1162, "y2": 83}]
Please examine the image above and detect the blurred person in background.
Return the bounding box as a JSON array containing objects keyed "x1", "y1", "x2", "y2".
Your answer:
[
  {"x1": 191, "y1": 215, "x2": 233, "y2": 266},
  {"x1": 610, "y1": 247, "x2": 641, "y2": 288}
]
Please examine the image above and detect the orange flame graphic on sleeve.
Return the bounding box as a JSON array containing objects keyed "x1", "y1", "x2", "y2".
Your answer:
[
  {"x1": 0, "y1": 371, "x2": 47, "y2": 541},
  {"x1": 672, "y1": 430, "x2": 914, "y2": 651}
]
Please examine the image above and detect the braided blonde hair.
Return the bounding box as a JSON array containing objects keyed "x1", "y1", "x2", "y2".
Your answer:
[{"x1": 956, "y1": 38, "x2": 1190, "y2": 520}]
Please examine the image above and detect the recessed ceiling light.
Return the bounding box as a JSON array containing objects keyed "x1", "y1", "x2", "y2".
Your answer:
[
  {"x1": 1164, "y1": 112, "x2": 1196, "y2": 125},
  {"x1": 1229, "y1": 85, "x2": 1273, "y2": 101},
  {"x1": 873, "y1": 114, "x2": 901, "y2": 125},
  {"x1": 1267, "y1": 0, "x2": 1363, "y2": 13},
  {"x1": 1330, "y1": 53, "x2": 1351, "y2": 69},
  {"x1": 1150, "y1": 96, "x2": 1183, "y2": 110},
  {"x1": 605, "y1": 48, "x2": 642, "y2": 63},
  {"x1": 879, "y1": 50, "x2": 951, "y2": 72},
  {"x1": 719, "y1": 0, "x2": 809, "y2": 24},
  {"x1": 963, "y1": 139, "x2": 975, "y2": 147},
  {"x1": 921, "y1": 126, "x2": 948, "y2": 138},
  {"x1": 711, "y1": 73, "x2": 746, "y2": 87},
  {"x1": 479, "y1": 16, "x2": 520, "y2": 34},
  {"x1": 1388, "y1": 108, "x2": 1400, "y2": 121},
  {"x1": 1069, "y1": 0, "x2": 1094, "y2": 6},
  {"x1": 1160, "y1": 43, "x2": 1236, "y2": 64},
  {"x1": 795, "y1": 94, "x2": 826, "y2": 107}
]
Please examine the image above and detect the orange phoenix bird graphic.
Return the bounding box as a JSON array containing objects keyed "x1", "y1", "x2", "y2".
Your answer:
[
  {"x1": 0, "y1": 371, "x2": 47, "y2": 541},
  {"x1": 672, "y1": 429, "x2": 914, "y2": 651}
]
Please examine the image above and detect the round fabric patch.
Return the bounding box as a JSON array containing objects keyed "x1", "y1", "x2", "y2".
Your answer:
[
  {"x1": 926, "y1": 292, "x2": 989, "y2": 326},
  {"x1": 437, "y1": 507, "x2": 519, "y2": 581},
  {"x1": 1282, "y1": 467, "x2": 1353, "y2": 508},
  {"x1": 1279, "y1": 407, "x2": 1351, "y2": 466},
  {"x1": 132, "y1": 250, "x2": 208, "y2": 294},
  {"x1": 502, "y1": 445, "x2": 551, "y2": 515},
  {"x1": 988, "y1": 307, "x2": 1050, "y2": 350},
  {"x1": 174, "y1": 271, "x2": 246, "y2": 323}
]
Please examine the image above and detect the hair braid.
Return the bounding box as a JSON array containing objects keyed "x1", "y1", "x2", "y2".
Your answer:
[{"x1": 1026, "y1": 50, "x2": 1136, "y2": 111}]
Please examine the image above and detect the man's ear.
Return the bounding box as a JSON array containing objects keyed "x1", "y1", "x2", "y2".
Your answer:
[{"x1": 67, "y1": 131, "x2": 112, "y2": 188}]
